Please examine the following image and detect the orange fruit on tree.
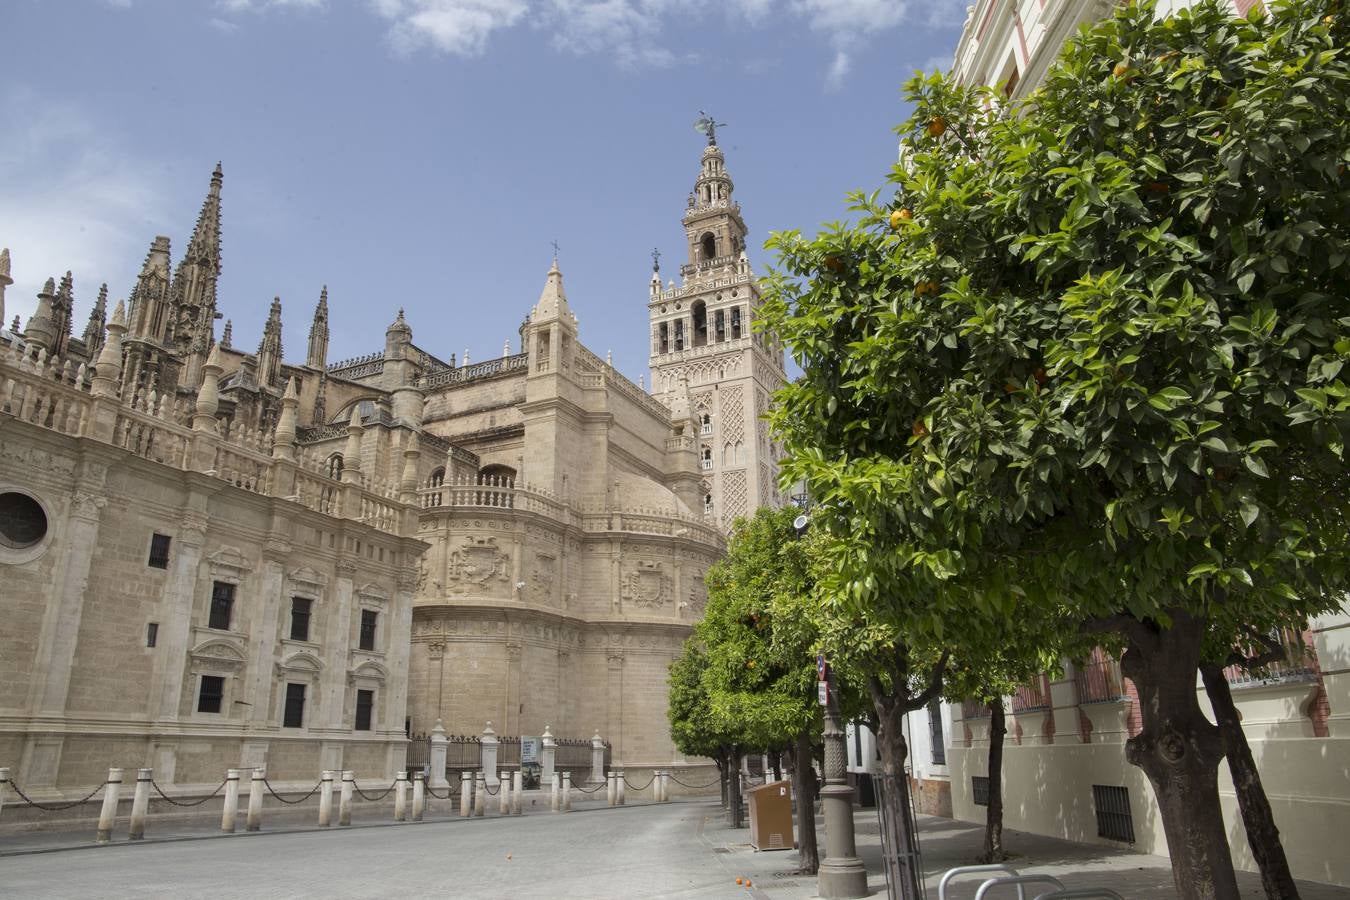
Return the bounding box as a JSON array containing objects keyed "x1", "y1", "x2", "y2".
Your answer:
[
  {"x1": 927, "y1": 117, "x2": 947, "y2": 137},
  {"x1": 1113, "y1": 62, "x2": 1131, "y2": 77},
  {"x1": 889, "y1": 209, "x2": 913, "y2": 230}
]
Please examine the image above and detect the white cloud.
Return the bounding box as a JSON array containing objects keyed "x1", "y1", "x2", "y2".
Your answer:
[
  {"x1": 227, "y1": 0, "x2": 962, "y2": 86},
  {"x1": 825, "y1": 48, "x2": 850, "y2": 91},
  {"x1": 218, "y1": 0, "x2": 326, "y2": 11},
  {"x1": 209, "y1": 17, "x2": 241, "y2": 32},
  {"x1": 0, "y1": 89, "x2": 168, "y2": 330},
  {"x1": 374, "y1": 0, "x2": 529, "y2": 56}
]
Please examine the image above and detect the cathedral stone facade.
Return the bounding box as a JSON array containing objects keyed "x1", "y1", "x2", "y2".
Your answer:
[{"x1": 0, "y1": 137, "x2": 769, "y2": 796}]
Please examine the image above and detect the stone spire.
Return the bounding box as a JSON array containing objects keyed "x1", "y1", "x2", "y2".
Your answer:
[
  {"x1": 127, "y1": 236, "x2": 173, "y2": 341},
  {"x1": 307, "y1": 285, "x2": 330, "y2": 369},
  {"x1": 172, "y1": 164, "x2": 225, "y2": 389},
  {"x1": 531, "y1": 257, "x2": 575, "y2": 325},
  {"x1": 49, "y1": 271, "x2": 76, "y2": 358},
  {"x1": 81, "y1": 283, "x2": 109, "y2": 357},
  {"x1": 24, "y1": 277, "x2": 58, "y2": 354},
  {"x1": 256, "y1": 297, "x2": 283, "y2": 389},
  {"x1": 220, "y1": 319, "x2": 233, "y2": 349},
  {"x1": 0, "y1": 248, "x2": 11, "y2": 327}
]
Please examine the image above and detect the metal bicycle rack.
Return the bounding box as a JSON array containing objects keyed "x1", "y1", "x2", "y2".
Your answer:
[
  {"x1": 937, "y1": 865, "x2": 1023, "y2": 900},
  {"x1": 1034, "y1": 891, "x2": 1126, "y2": 900},
  {"x1": 973, "y1": 876, "x2": 1066, "y2": 900}
]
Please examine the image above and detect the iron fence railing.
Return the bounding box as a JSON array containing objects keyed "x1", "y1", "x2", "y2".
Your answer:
[
  {"x1": 961, "y1": 699, "x2": 993, "y2": 720},
  {"x1": 1011, "y1": 674, "x2": 1052, "y2": 712},
  {"x1": 1225, "y1": 627, "x2": 1318, "y2": 688},
  {"x1": 1074, "y1": 648, "x2": 1128, "y2": 704},
  {"x1": 402, "y1": 733, "x2": 609, "y2": 776}
]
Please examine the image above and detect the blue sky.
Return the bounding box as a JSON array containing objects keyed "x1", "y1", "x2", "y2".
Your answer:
[{"x1": 1, "y1": 0, "x2": 964, "y2": 382}]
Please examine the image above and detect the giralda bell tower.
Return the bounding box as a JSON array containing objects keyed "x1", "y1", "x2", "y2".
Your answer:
[{"x1": 647, "y1": 119, "x2": 787, "y2": 529}]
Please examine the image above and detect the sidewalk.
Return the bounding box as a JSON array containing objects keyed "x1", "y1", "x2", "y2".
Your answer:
[
  {"x1": 0, "y1": 788, "x2": 627, "y2": 857},
  {"x1": 698, "y1": 805, "x2": 1350, "y2": 900}
]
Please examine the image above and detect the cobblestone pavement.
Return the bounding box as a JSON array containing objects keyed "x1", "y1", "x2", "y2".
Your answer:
[{"x1": 3, "y1": 798, "x2": 1348, "y2": 899}]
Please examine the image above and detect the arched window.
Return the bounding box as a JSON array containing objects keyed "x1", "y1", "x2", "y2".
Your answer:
[
  {"x1": 326, "y1": 453, "x2": 344, "y2": 480},
  {"x1": 479, "y1": 464, "x2": 517, "y2": 486},
  {"x1": 659, "y1": 322, "x2": 669, "y2": 354},
  {"x1": 731, "y1": 307, "x2": 742, "y2": 339},
  {"x1": 734, "y1": 441, "x2": 744, "y2": 465},
  {"x1": 429, "y1": 467, "x2": 445, "y2": 487},
  {"x1": 700, "y1": 233, "x2": 717, "y2": 261},
  {"x1": 701, "y1": 414, "x2": 712, "y2": 436},
  {"x1": 692, "y1": 300, "x2": 708, "y2": 348},
  {"x1": 701, "y1": 448, "x2": 713, "y2": 471},
  {"x1": 704, "y1": 494, "x2": 714, "y2": 516},
  {"x1": 714, "y1": 310, "x2": 725, "y2": 342}
]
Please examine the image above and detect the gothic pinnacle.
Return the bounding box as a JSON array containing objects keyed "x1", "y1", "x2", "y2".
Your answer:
[{"x1": 221, "y1": 319, "x2": 233, "y2": 348}]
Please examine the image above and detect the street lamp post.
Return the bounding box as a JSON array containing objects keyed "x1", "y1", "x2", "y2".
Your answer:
[{"x1": 817, "y1": 667, "x2": 869, "y2": 899}]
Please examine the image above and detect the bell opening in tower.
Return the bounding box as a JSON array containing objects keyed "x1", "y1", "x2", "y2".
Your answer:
[
  {"x1": 692, "y1": 301, "x2": 708, "y2": 348},
  {"x1": 700, "y1": 233, "x2": 716, "y2": 261}
]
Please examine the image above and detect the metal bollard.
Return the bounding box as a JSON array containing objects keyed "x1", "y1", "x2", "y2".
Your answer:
[
  {"x1": 246, "y1": 768, "x2": 264, "y2": 832},
  {"x1": 562, "y1": 771, "x2": 572, "y2": 812},
  {"x1": 412, "y1": 772, "x2": 426, "y2": 822},
  {"x1": 0, "y1": 767, "x2": 9, "y2": 823},
  {"x1": 394, "y1": 772, "x2": 408, "y2": 822},
  {"x1": 551, "y1": 772, "x2": 561, "y2": 812},
  {"x1": 617, "y1": 770, "x2": 626, "y2": 806},
  {"x1": 129, "y1": 768, "x2": 152, "y2": 840},
  {"x1": 318, "y1": 770, "x2": 334, "y2": 827},
  {"x1": 474, "y1": 772, "x2": 485, "y2": 817},
  {"x1": 498, "y1": 770, "x2": 510, "y2": 815},
  {"x1": 221, "y1": 768, "x2": 241, "y2": 833},
  {"x1": 654, "y1": 770, "x2": 663, "y2": 802},
  {"x1": 511, "y1": 769, "x2": 523, "y2": 816},
  {"x1": 607, "y1": 771, "x2": 616, "y2": 807},
  {"x1": 662, "y1": 771, "x2": 671, "y2": 802},
  {"x1": 339, "y1": 770, "x2": 354, "y2": 826},
  {"x1": 96, "y1": 767, "x2": 124, "y2": 843},
  {"x1": 459, "y1": 772, "x2": 472, "y2": 818}
]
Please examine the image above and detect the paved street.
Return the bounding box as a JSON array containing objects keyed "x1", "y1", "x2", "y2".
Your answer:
[
  {"x1": 0, "y1": 801, "x2": 752, "y2": 900},
  {"x1": 5, "y1": 799, "x2": 1350, "y2": 900}
]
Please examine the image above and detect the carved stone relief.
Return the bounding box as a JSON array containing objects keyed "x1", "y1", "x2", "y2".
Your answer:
[
  {"x1": 446, "y1": 536, "x2": 509, "y2": 594},
  {"x1": 620, "y1": 561, "x2": 672, "y2": 609}
]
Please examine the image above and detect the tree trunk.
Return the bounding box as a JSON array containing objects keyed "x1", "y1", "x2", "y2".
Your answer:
[
  {"x1": 874, "y1": 696, "x2": 923, "y2": 900},
  {"x1": 728, "y1": 748, "x2": 744, "y2": 828},
  {"x1": 1121, "y1": 611, "x2": 1240, "y2": 900},
  {"x1": 717, "y1": 754, "x2": 729, "y2": 809},
  {"x1": 1201, "y1": 663, "x2": 1302, "y2": 900},
  {"x1": 981, "y1": 699, "x2": 1006, "y2": 864},
  {"x1": 773, "y1": 750, "x2": 783, "y2": 782},
  {"x1": 793, "y1": 730, "x2": 820, "y2": 875}
]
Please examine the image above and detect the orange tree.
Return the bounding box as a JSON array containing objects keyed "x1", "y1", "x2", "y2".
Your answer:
[{"x1": 760, "y1": 2, "x2": 1348, "y2": 898}]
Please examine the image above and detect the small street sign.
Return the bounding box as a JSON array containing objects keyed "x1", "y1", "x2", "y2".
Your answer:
[
  {"x1": 818, "y1": 681, "x2": 829, "y2": 706},
  {"x1": 817, "y1": 654, "x2": 828, "y2": 681}
]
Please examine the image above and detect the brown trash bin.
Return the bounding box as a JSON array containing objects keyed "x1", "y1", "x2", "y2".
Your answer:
[{"x1": 747, "y1": 779, "x2": 795, "y2": 851}]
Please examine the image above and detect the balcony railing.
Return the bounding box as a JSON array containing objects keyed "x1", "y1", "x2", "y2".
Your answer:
[
  {"x1": 1074, "y1": 648, "x2": 1128, "y2": 704},
  {"x1": 1225, "y1": 627, "x2": 1318, "y2": 688},
  {"x1": 962, "y1": 699, "x2": 993, "y2": 720},
  {"x1": 1011, "y1": 674, "x2": 1052, "y2": 712}
]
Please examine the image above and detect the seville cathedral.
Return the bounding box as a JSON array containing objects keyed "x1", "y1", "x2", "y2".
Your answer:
[{"x1": 0, "y1": 133, "x2": 783, "y2": 792}]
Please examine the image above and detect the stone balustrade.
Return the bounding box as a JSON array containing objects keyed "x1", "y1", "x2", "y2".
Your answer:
[{"x1": 0, "y1": 335, "x2": 419, "y2": 538}]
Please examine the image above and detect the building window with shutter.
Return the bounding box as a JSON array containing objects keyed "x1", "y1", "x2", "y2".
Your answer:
[
  {"x1": 198, "y1": 675, "x2": 224, "y2": 714},
  {"x1": 148, "y1": 533, "x2": 172, "y2": 569},
  {"x1": 928, "y1": 698, "x2": 946, "y2": 765},
  {"x1": 359, "y1": 610, "x2": 378, "y2": 651},
  {"x1": 283, "y1": 683, "x2": 306, "y2": 728},
  {"x1": 355, "y1": 689, "x2": 374, "y2": 731},
  {"x1": 290, "y1": 597, "x2": 313, "y2": 642},
  {"x1": 208, "y1": 581, "x2": 235, "y2": 630}
]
